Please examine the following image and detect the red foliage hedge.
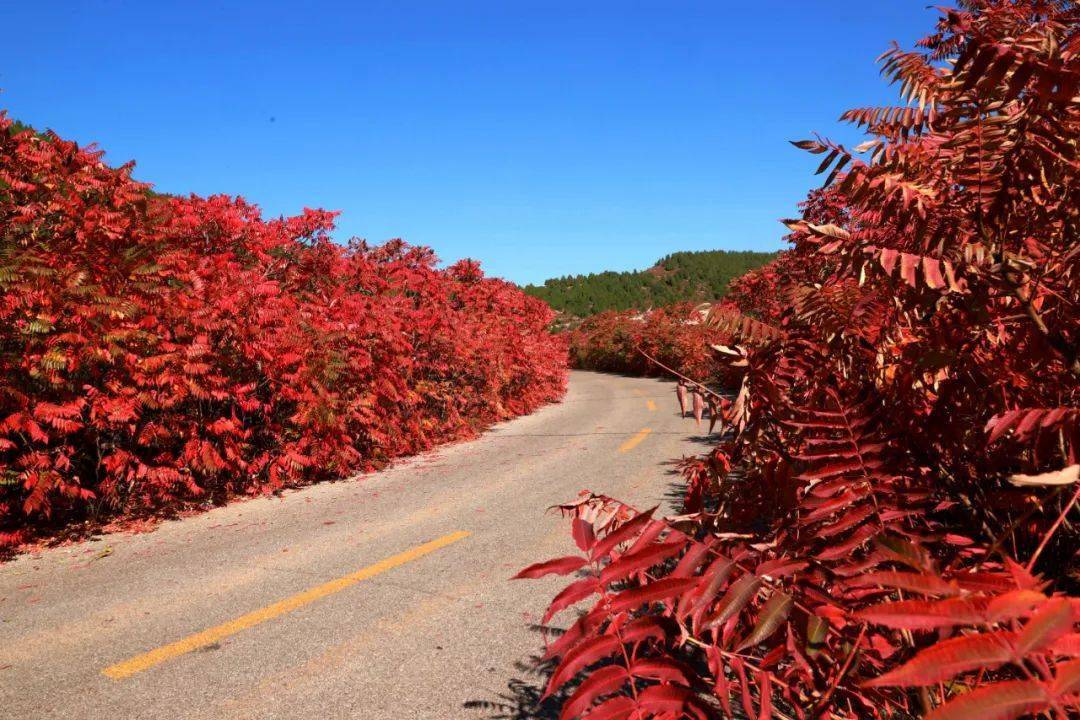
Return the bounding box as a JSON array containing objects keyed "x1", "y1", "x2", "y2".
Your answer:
[
  {"x1": 0, "y1": 115, "x2": 567, "y2": 548},
  {"x1": 523, "y1": 2, "x2": 1080, "y2": 718},
  {"x1": 566, "y1": 304, "x2": 725, "y2": 382}
]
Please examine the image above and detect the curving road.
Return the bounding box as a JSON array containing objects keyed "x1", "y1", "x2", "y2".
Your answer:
[{"x1": 0, "y1": 371, "x2": 710, "y2": 720}]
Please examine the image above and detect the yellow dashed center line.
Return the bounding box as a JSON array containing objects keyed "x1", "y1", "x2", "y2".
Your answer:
[
  {"x1": 646, "y1": 400, "x2": 657, "y2": 412},
  {"x1": 618, "y1": 427, "x2": 652, "y2": 453},
  {"x1": 101, "y1": 530, "x2": 471, "y2": 680}
]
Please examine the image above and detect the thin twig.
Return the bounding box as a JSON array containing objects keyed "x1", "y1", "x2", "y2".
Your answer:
[
  {"x1": 634, "y1": 347, "x2": 726, "y2": 400},
  {"x1": 1026, "y1": 482, "x2": 1080, "y2": 571},
  {"x1": 972, "y1": 485, "x2": 1066, "y2": 572},
  {"x1": 813, "y1": 625, "x2": 867, "y2": 715}
]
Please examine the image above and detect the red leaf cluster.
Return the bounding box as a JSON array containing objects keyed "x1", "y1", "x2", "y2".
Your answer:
[
  {"x1": 566, "y1": 303, "x2": 736, "y2": 383},
  {"x1": 0, "y1": 117, "x2": 567, "y2": 548},
  {"x1": 523, "y1": 2, "x2": 1080, "y2": 718}
]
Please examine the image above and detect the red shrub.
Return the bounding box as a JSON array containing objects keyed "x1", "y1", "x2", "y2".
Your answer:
[
  {"x1": 567, "y1": 303, "x2": 731, "y2": 382},
  {"x1": 523, "y1": 2, "x2": 1080, "y2": 718},
  {"x1": 0, "y1": 117, "x2": 567, "y2": 547}
]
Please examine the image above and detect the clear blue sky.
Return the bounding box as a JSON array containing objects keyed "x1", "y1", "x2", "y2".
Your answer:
[{"x1": 0, "y1": 1, "x2": 933, "y2": 285}]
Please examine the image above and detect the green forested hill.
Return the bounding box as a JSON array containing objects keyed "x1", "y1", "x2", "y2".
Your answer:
[{"x1": 523, "y1": 249, "x2": 776, "y2": 316}]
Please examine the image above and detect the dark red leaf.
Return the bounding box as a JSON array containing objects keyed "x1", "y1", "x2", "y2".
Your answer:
[
  {"x1": 864, "y1": 631, "x2": 1017, "y2": 687},
  {"x1": 545, "y1": 634, "x2": 623, "y2": 697},
  {"x1": 515, "y1": 555, "x2": 589, "y2": 580},
  {"x1": 590, "y1": 507, "x2": 657, "y2": 561},
  {"x1": 559, "y1": 665, "x2": 629, "y2": 720},
  {"x1": 607, "y1": 577, "x2": 699, "y2": 614},
  {"x1": 599, "y1": 540, "x2": 684, "y2": 586},
  {"x1": 925, "y1": 679, "x2": 1050, "y2": 720}
]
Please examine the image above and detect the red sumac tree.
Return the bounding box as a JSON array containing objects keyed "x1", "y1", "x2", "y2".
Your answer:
[
  {"x1": 524, "y1": 2, "x2": 1080, "y2": 718},
  {"x1": 567, "y1": 303, "x2": 733, "y2": 383},
  {"x1": 0, "y1": 117, "x2": 567, "y2": 548}
]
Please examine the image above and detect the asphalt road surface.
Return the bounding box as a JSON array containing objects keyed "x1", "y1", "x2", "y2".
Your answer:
[{"x1": 0, "y1": 371, "x2": 709, "y2": 720}]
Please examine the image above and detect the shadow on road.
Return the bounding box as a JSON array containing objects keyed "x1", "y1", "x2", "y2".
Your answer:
[
  {"x1": 463, "y1": 626, "x2": 575, "y2": 719},
  {"x1": 466, "y1": 406, "x2": 729, "y2": 718},
  {"x1": 465, "y1": 401, "x2": 753, "y2": 719},
  {"x1": 462, "y1": 660, "x2": 560, "y2": 719}
]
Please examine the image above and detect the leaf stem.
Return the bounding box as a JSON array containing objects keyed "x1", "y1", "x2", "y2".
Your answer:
[{"x1": 1026, "y1": 482, "x2": 1080, "y2": 572}]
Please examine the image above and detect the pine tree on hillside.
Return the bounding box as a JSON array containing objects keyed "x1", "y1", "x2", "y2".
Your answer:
[{"x1": 522, "y1": 249, "x2": 776, "y2": 316}]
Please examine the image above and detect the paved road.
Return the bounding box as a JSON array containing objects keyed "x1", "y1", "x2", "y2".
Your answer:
[{"x1": 0, "y1": 371, "x2": 708, "y2": 720}]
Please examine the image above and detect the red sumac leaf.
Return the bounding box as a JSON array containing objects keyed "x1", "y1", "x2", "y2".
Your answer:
[
  {"x1": 573, "y1": 518, "x2": 596, "y2": 553},
  {"x1": 987, "y1": 410, "x2": 1024, "y2": 443},
  {"x1": 692, "y1": 555, "x2": 736, "y2": 615},
  {"x1": 624, "y1": 519, "x2": 667, "y2": 556},
  {"x1": 670, "y1": 540, "x2": 710, "y2": 578},
  {"x1": 922, "y1": 256, "x2": 945, "y2": 289},
  {"x1": 757, "y1": 669, "x2": 773, "y2": 720},
  {"x1": 954, "y1": 572, "x2": 1017, "y2": 593},
  {"x1": 514, "y1": 555, "x2": 588, "y2": 580},
  {"x1": 806, "y1": 613, "x2": 829, "y2": 657},
  {"x1": 599, "y1": 540, "x2": 684, "y2": 586},
  {"x1": 1048, "y1": 632, "x2": 1080, "y2": 657},
  {"x1": 732, "y1": 656, "x2": 756, "y2": 720},
  {"x1": 900, "y1": 252, "x2": 919, "y2": 286},
  {"x1": 985, "y1": 590, "x2": 1047, "y2": 623},
  {"x1": 924, "y1": 679, "x2": 1050, "y2": 720},
  {"x1": 798, "y1": 457, "x2": 869, "y2": 481},
  {"x1": 704, "y1": 574, "x2": 762, "y2": 630},
  {"x1": 1051, "y1": 658, "x2": 1080, "y2": 696},
  {"x1": 629, "y1": 657, "x2": 693, "y2": 684},
  {"x1": 545, "y1": 634, "x2": 623, "y2": 697},
  {"x1": 577, "y1": 695, "x2": 635, "y2": 720},
  {"x1": 879, "y1": 247, "x2": 899, "y2": 276},
  {"x1": 1014, "y1": 597, "x2": 1074, "y2": 655},
  {"x1": 619, "y1": 615, "x2": 672, "y2": 646},
  {"x1": 845, "y1": 571, "x2": 961, "y2": 597},
  {"x1": 816, "y1": 523, "x2": 876, "y2": 561},
  {"x1": 813, "y1": 503, "x2": 876, "y2": 538},
  {"x1": 559, "y1": 665, "x2": 629, "y2": 720},
  {"x1": 705, "y1": 644, "x2": 733, "y2": 717},
  {"x1": 864, "y1": 631, "x2": 1017, "y2": 687},
  {"x1": 544, "y1": 577, "x2": 602, "y2": 623},
  {"x1": 635, "y1": 684, "x2": 704, "y2": 718},
  {"x1": 855, "y1": 597, "x2": 990, "y2": 630},
  {"x1": 545, "y1": 614, "x2": 590, "y2": 661},
  {"x1": 737, "y1": 591, "x2": 794, "y2": 651},
  {"x1": 607, "y1": 577, "x2": 699, "y2": 614},
  {"x1": 590, "y1": 507, "x2": 657, "y2": 561},
  {"x1": 755, "y1": 558, "x2": 808, "y2": 578},
  {"x1": 791, "y1": 139, "x2": 827, "y2": 153}
]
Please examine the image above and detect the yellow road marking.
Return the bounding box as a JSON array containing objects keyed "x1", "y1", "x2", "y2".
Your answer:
[
  {"x1": 218, "y1": 582, "x2": 475, "y2": 716},
  {"x1": 618, "y1": 428, "x2": 652, "y2": 453},
  {"x1": 101, "y1": 530, "x2": 471, "y2": 680},
  {"x1": 646, "y1": 400, "x2": 657, "y2": 412}
]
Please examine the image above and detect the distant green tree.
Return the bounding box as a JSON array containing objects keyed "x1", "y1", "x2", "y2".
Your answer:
[
  {"x1": 522, "y1": 249, "x2": 776, "y2": 316},
  {"x1": 7, "y1": 119, "x2": 42, "y2": 139}
]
